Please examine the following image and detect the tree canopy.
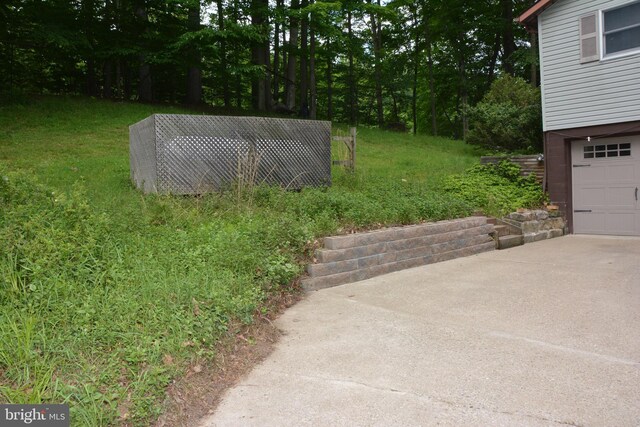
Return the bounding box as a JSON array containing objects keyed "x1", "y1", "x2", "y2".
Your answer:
[{"x1": 0, "y1": 0, "x2": 538, "y2": 138}]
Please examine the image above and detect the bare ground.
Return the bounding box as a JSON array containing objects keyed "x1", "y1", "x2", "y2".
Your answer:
[{"x1": 153, "y1": 286, "x2": 303, "y2": 427}]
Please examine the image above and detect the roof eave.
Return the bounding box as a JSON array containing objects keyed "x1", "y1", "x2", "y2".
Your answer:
[{"x1": 518, "y1": 0, "x2": 559, "y2": 32}]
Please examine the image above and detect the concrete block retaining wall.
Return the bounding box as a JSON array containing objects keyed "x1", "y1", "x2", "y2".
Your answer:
[{"x1": 302, "y1": 217, "x2": 495, "y2": 291}]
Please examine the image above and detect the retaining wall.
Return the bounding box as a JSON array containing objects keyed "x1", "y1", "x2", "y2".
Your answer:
[{"x1": 303, "y1": 217, "x2": 495, "y2": 291}]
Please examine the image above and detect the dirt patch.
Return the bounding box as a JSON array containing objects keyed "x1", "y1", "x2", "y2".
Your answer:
[{"x1": 154, "y1": 287, "x2": 303, "y2": 427}]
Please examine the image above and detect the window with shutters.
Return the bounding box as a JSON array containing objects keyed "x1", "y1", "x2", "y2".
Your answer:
[
  {"x1": 603, "y1": 1, "x2": 640, "y2": 57},
  {"x1": 580, "y1": 2, "x2": 640, "y2": 63}
]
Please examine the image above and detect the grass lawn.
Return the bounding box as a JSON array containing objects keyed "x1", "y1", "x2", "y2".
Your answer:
[{"x1": 0, "y1": 96, "x2": 482, "y2": 425}]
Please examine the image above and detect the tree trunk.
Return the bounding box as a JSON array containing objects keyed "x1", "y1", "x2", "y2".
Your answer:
[
  {"x1": 369, "y1": 0, "x2": 383, "y2": 127},
  {"x1": 251, "y1": 0, "x2": 261, "y2": 109},
  {"x1": 412, "y1": 45, "x2": 418, "y2": 135},
  {"x1": 299, "y1": 0, "x2": 309, "y2": 116},
  {"x1": 233, "y1": 0, "x2": 242, "y2": 108},
  {"x1": 425, "y1": 17, "x2": 437, "y2": 136},
  {"x1": 251, "y1": 0, "x2": 271, "y2": 110},
  {"x1": 123, "y1": 61, "x2": 131, "y2": 99},
  {"x1": 187, "y1": 68, "x2": 202, "y2": 104},
  {"x1": 412, "y1": 9, "x2": 419, "y2": 135},
  {"x1": 326, "y1": 40, "x2": 333, "y2": 121},
  {"x1": 391, "y1": 92, "x2": 399, "y2": 122},
  {"x1": 501, "y1": 0, "x2": 516, "y2": 76},
  {"x1": 273, "y1": 0, "x2": 282, "y2": 103},
  {"x1": 459, "y1": 54, "x2": 468, "y2": 140},
  {"x1": 116, "y1": 59, "x2": 122, "y2": 99},
  {"x1": 138, "y1": 61, "x2": 152, "y2": 102},
  {"x1": 263, "y1": 9, "x2": 273, "y2": 111},
  {"x1": 281, "y1": 31, "x2": 288, "y2": 103},
  {"x1": 530, "y1": 31, "x2": 538, "y2": 87},
  {"x1": 186, "y1": 1, "x2": 202, "y2": 105},
  {"x1": 309, "y1": 4, "x2": 317, "y2": 119},
  {"x1": 285, "y1": 0, "x2": 300, "y2": 111},
  {"x1": 87, "y1": 58, "x2": 98, "y2": 97},
  {"x1": 82, "y1": 0, "x2": 98, "y2": 97},
  {"x1": 103, "y1": 61, "x2": 113, "y2": 99},
  {"x1": 136, "y1": 4, "x2": 152, "y2": 102},
  {"x1": 217, "y1": 0, "x2": 230, "y2": 107},
  {"x1": 487, "y1": 32, "x2": 501, "y2": 86},
  {"x1": 347, "y1": 9, "x2": 357, "y2": 125}
]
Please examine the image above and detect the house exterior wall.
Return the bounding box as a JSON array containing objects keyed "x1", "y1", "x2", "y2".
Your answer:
[
  {"x1": 538, "y1": 0, "x2": 640, "y2": 131},
  {"x1": 544, "y1": 120, "x2": 640, "y2": 232}
]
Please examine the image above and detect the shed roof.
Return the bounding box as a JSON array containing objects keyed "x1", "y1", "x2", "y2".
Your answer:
[{"x1": 518, "y1": 0, "x2": 560, "y2": 31}]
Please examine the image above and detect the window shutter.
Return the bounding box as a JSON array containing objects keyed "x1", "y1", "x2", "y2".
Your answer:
[{"x1": 580, "y1": 13, "x2": 600, "y2": 63}]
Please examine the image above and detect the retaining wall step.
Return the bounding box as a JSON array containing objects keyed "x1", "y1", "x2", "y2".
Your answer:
[
  {"x1": 322, "y1": 217, "x2": 488, "y2": 250},
  {"x1": 493, "y1": 225, "x2": 511, "y2": 238},
  {"x1": 302, "y1": 217, "x2": 496, "y2": 291},
  {"x1": 302, "y1": 241, "x2": 495, "y2": 291},
  {"x1": 315, "y1": 224, "x2": 494, "y2": 264},
  {"x1": 498, "y1": 234, "x2": 524, "y2": 250},
  {"x1": 309, "y1": 233, "x2": 494, "y2": 278}
]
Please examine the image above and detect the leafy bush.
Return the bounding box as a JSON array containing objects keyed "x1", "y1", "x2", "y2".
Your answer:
[
  {"x1": 466, "y1": 75, "x2": 542, "y2": 153},
  {"x1": 444, "y1": 160, "x2": 546, "y2": 217}
]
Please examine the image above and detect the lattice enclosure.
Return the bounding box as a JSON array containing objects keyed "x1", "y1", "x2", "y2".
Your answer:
[{"x1": 129, "y1": 114, "x2": 332, "y2": 194}]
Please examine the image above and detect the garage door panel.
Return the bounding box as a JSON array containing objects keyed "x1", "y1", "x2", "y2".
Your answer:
[
  {"x1": 572, "y1": 136, "x2": 639, "y2": 236},
  {"x1": 574, "y1": 186, "x2": 606, "y2": 206},
  {"x1": 607, "y1": 164, "x2": 636, "y2": 181},
  {"x1": 574, "y1": 166, "x2": 605, "y2": 183},
  {"x1": 605, "y1": 186, "x2": 637, "y2": 208},
  {"x1": 574, "y1": 211, "x2": 636, "y2": 235},
  {"x1": 573, "y1": 186, "x2": 635, "y2": 208},
  {"x1": 605, "y1": 212, "x2": 636, "y2": 235},
  {"x1": 573, "y1": 212, "x2": 605, "y2": 234}
]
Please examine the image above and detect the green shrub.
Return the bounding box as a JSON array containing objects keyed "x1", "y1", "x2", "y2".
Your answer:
[
  {"x1": 444, "y1": 160, "x2": 546, "y2": 217},
  {"x1": 466, "y1": 75, "x2": 542, "y2": 153}
]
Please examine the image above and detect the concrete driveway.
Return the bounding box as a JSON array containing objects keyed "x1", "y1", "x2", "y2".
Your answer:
[{"x1": 201, "y1": 236, "x2": 640, "y2": 427}]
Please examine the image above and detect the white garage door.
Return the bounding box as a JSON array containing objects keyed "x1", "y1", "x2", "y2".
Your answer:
[{"x1": 572, "y1": 136, "x2": 640, "y2": 236}]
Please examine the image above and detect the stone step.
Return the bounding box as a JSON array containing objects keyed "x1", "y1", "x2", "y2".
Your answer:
[
  {"x1": 308, "y1": 234, "x2": 494, "y2": 278},
  {"x1": 493, "y1": 225, "x2": 511, "y2": 238},
  {"x1": 498, "y1": 234, "x2": 524, "y2": 250},
  {"x1": 315, "y1": 224, "x2": 494, "y2": 264},
  {"x1": 302, "y1": 241, "x2": 496, "y2": 291},
  {"x1": 524, "y1": 228, "x2": 564, "y2": 243}
]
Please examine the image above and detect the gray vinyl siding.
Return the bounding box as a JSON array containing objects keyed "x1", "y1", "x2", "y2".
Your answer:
[{"x1": 538, "y1": 0, "x2": 640, "y2": 131}]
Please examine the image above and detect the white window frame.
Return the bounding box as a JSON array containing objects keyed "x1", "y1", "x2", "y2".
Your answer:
[{"x1": 600, "y1": 1, "x2": 640, "y2": 61}]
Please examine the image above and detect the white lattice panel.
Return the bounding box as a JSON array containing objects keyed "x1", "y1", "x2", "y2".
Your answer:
[{"x1": 129, "y1": 114, "x2": 331, "y2": 194}]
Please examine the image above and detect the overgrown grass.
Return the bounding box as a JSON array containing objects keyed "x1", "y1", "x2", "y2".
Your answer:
[{"x1": 0, "y1": 96, "x2": 494, "y2": 425}]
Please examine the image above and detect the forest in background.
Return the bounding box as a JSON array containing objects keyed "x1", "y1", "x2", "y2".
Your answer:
[{"x1": 0, "y1": 0, "x2": 538, "y2": 138}]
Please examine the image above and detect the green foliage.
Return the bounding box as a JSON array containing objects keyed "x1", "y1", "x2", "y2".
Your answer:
[
  {"x1": 466, "y1": 75, "x2": 543, "y2": 153},
  {"x1": 444, "y1": 160, "x2": 547, "y2": 217},
  {"x1": 1, "y1": 171, "x2": 114, "y2": 294},
  {"x1": 1, "y1": 0, "x2": 537, "y2": 139},
  {"x1": 0, "y1": 97, "x2": 488, "y2": 425}
]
